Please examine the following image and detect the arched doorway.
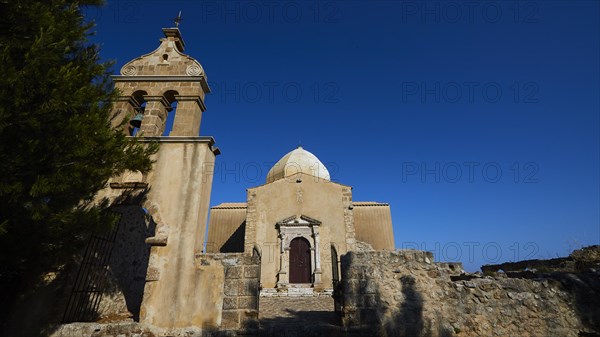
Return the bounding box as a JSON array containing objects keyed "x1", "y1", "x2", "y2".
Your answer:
[{"x1": 289, "y1": 237, "x2": 311, "y2": 283}]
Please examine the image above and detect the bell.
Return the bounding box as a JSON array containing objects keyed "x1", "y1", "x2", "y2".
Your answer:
[{"x1": 129, "y1": 113, "x2": 144, "y2": 128}]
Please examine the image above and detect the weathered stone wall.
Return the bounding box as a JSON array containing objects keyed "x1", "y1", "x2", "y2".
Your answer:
[
  {"x1": 209, "y1": 253, "x2": 260, "y2": 332},
  {"x1": 96, "y1": 205, "x2": 153, "y2": 322},
  {"x1": 338, "y1": 250, "x2": 600, "y2": 337},
  {"x1": 245, "y1": 173, "x2": 353, "y2": 290},
  {"x1": 49, "y1": 253, "x2": 259, "y2": 337},
  {"x1": 133, "y1": 140, "x2": 218, "y2": 329}
]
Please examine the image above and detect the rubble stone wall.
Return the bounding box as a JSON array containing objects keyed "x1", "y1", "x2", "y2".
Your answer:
[{"x1": 338, "y1": 249, "x2": 600, "y2": 337}]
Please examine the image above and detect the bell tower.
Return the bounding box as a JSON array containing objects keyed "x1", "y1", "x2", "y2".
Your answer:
[
  {"x1": 107, "y1": 25, "x2": 221, "y2": 328},
  {"x1": 110, "y1": 27, "x2": 210, "y2": 137}
]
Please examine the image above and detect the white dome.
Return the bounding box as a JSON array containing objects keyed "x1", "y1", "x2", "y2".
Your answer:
[{"x1": 266, "y1": 147, "x2": 330, "y2": 183}]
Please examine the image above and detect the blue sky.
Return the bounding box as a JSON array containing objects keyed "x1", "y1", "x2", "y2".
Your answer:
[{"x1": 88, "y1": 0, "x2": 599, "y2": 271}]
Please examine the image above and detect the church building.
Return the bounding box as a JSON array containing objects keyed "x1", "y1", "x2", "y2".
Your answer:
[
  {"x1": 207, "y1": 146, "x2": 396, "y2": 294},
  {"x1": 55, "y1": 23, "x2": 398, "y2": 332}
]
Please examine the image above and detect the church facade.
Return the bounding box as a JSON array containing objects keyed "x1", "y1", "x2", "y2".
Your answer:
[{"x1": 207, "y1": 147, "x2": 396, "y2": 294}]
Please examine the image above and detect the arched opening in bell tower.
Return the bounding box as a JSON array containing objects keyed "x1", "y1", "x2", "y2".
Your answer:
[
  {"x1": 129, "y1": 90, "x2": 148, "y2": 137},
  {"x1": 162, "y1": 90, "x2": 179, "y2": 136}
]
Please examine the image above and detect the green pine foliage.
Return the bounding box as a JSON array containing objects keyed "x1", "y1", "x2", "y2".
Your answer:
[{"x1": 0, "y1": 0, "x2": 157, "y2": 294}]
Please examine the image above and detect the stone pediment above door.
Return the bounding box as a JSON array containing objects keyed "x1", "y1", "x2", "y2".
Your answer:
[
  {"x1": 275, "y1": 214, "x2": 323, "y2": 287},
  {"x1": 276, "y1": 215, "x2": 321, "y2": 253},
  {"x1": 276, "y1": 215, "x2": 321, "y2": 228}
]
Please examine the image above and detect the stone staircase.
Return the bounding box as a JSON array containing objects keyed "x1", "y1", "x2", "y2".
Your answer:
[
  {"x1": 258, "y1": 296, "x2": 343, "y2": 336},
  {"x1": 260, "y1": 285, "x2": 333, "y2": 297}
]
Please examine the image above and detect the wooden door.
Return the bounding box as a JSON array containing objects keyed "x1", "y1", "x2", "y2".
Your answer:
[{"x1": 289, "y1": 237, "x2": 311, "y2": 283}]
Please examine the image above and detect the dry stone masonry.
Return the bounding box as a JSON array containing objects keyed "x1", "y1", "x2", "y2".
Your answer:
[{"x1": 338, "y1": 247, "x2": 600, "y2": 337}]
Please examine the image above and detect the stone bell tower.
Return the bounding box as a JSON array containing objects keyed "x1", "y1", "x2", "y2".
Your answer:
[
  {"x1": 110, "y1": 27, "x2": 210, "y2": 137},
  {"x1": 106, "y1": 26, "x2": 221, "y2": 328}
]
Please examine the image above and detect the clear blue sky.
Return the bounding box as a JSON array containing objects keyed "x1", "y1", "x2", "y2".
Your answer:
[{"x1": 88, "y1": 0, "x2": 599, "y2": 271}]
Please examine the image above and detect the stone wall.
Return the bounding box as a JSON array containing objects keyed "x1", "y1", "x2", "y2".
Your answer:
[
  {"x1": 96, "y1": 205, "x2": 153, "y2": 321},
  {"x1": 338, "y1": 249, "x2": 600, "y2": 337},
  {"x1": 204, "y1": 253, "x2": 260, "y2": 332},
  {"x1": 49, "y1": 253, "x2": 260, "y2": 337}
]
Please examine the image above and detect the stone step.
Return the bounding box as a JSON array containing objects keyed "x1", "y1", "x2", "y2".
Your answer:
[
  {"x1": 260, "y1": 288, "x2": 334, "y2": 297},
  {"x1": 258, "y1": 296, "x2": 341, "y2": 335}
]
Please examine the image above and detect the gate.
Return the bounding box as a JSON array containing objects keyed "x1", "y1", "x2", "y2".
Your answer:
[{"x1": 62, "y1": 221, "x2": 120, "y2": 322}]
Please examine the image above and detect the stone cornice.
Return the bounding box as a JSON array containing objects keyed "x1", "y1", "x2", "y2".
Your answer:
[
  {"x1": 112, "y1": 75, "x2": 211, "y2": 93},
  {"x1": 115, "y1": 95, "x2": 141, "y2": 106},
  {"x1": 129, "y1": 136, "x2": 220, "y2": 155},
  {"x1": 174, "y1": 95, "x2": 207, "y2": 112},
  {"x1": 143, "y1": 95, "x2": 170, "y2": 107}
]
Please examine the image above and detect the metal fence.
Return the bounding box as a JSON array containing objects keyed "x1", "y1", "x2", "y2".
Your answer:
[{"x1": 62, "y1": 221, "x2": 120, "y2": 323}]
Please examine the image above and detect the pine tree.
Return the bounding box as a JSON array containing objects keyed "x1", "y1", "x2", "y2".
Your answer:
[{"x1": 0, "y1": 0, "x2": 157, "y2": 307}]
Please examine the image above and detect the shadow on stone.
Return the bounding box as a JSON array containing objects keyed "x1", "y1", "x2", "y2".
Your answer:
[
  {"x1": 554, "y1": 272, "x2": 600, "y2": 336},
  {"x1": 220, "y1": 221, "x2": 245, "y2": 253},
  {"x1": 383, "y1": 275, "x2": 424, "y2": 337},
  {"x1": 259, "y1": 309, "x2": 342, "y2": 337},
  {"x1": 102, "y1": 204, "x2": 155, "y2": 321}
]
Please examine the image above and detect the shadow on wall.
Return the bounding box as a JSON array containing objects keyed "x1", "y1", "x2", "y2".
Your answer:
[
  {"x1": 381, "y1": 275, "x2": 453, "y2": 337},
  {"x1": 0, "y1": 195, "x2": 152, "y2": 336},
  {"x1": 2, "y1": 189, "x2": 156, "y2": 337},
  {"x1": 220, "y1": 221, "x2": 246, "y2": 253},
  {"x1": 103, "y1": 204, "x2": 155, "y2": 321},
  {"x1": 381, "y1": 275, "x2": 424, "y2": 336},
  {"x1": 60, "y1": 188, "x2": 155, "y2": 324},
  {"x1": 343, "y1": 273, "x2": 453, "y2": 337},
  {"x1": 550, "y1": 272, "x2": 600, "y2": 337}
]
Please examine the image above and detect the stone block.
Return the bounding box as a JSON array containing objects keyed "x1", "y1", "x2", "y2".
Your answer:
[
  {"x1": 238, "y1": 296, "x2": 258, "y2": 309},
  {"x1": 242, "y1": 255, "x2": 260, "y2": 264},
  {"x1": 224, "y1": 280, "x2": 238, "y2": 296},
  {"x1": 244, "y1": 265, "x2": 260, "y2": 278},
  {"x1": 145, "y1": 267, "x2": 160, "y2": 282},
  {"x1": 226, "y1": 266, "x2": 242, "y2": 279},
  {"x1": 238, "y1": 279, "x2": 258, "y2": 296},
  {"x1": 221, "y1": 310, "x2": 240, "y2": 330},
  {"x1": 241, "y1": 310, "x2": 259, "y2": 331},
  {"x1": 221, "y1": 256, "x2": 241, "y2": 266},
  {"x1": 222, "y1": 297, "x2": 237, "y2": 310}
]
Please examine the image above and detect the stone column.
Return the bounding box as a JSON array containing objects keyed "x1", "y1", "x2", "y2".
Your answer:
[
  {"x1": 170, "y1": 95, "x2": 204, "y2": 136},
  {"x1": 313, "y1": 231, "x2": 322, "y2": 284},
  {"x1": 139, "y1": 95, "x2": 170, "y2": 136},
  {"x1": 277, "y1": 245, "x2": 289, "y2": 287},
  {"x1": 111, "y1": 95, "x2": 141, "y2": 135}
]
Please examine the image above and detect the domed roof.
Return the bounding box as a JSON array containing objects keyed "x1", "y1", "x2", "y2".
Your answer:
[{"x1": 266, "y1": 147, "x2": 330, "y2": 183}]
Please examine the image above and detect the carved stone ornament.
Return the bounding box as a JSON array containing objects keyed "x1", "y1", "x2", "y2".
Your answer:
[
  {"x1": 186, "y1": 64, "x2": 202, "y2": 76},
  {"x1": 121, "y1": 65, "x2": 138, "y2": 76}
]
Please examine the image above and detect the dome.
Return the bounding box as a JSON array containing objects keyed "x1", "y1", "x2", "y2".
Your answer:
[{"x1": 266, "y1": 147, "x2": 330, "y2": 183}]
